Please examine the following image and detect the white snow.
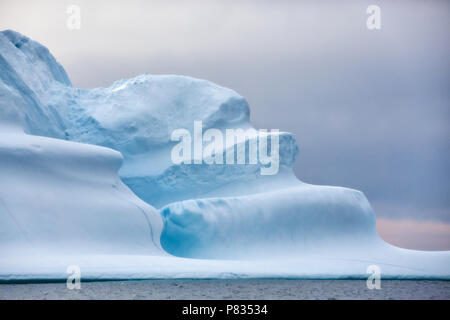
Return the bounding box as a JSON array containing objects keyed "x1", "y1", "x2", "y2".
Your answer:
[{"x1": 0, "y1": 30, "x2": 449, "y2": 280}]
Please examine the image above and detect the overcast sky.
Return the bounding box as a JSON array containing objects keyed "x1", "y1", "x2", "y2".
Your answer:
[{"x1": 1, "y1": 0, "x2": 449, "y2": 249}]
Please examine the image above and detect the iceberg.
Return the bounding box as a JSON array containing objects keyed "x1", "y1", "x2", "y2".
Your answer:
[{"x1": 0, "y1": 30, "x2": 448, "y2": 281}]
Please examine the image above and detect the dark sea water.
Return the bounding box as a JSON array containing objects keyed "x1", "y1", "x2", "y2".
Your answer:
[{"x1": 1, "y1": 280, "x2": 449, "y2": 300}]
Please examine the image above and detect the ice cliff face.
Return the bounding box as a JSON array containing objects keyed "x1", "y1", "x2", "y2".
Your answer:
[
  {"x1": 0, "y1": 30, "x2": 448, "y2": 279},
  {"x1": 0, "y1": 30, "x2": 70, "y2": 136}
]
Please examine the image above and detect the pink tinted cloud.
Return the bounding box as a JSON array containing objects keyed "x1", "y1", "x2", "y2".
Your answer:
[{"x1": 376, "y1": 218, "x2": 450, "y2": 251}]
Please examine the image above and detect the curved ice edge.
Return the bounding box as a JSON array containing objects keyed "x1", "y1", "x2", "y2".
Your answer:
[{"x1": 159, "y1": 184, "x2": 379, "y2": 259}]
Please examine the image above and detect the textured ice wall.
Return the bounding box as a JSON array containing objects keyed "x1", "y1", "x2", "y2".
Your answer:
[
  {"x1": 0, "y1": 30, "x2": 70, "y2": 137},
  {"x1": 0, "y1": 31, "x2": 302, "y2": 209}
]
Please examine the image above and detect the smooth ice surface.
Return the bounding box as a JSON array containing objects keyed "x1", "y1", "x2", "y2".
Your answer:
[
  {"x1": 0, "y1": 132, "x2": 163, "y2": 255},
  {"x1": 160, "y1": 185, "x2": 378, "y2": 259},
  {"x1": 0, "y1": 30, "x2": 449, "y2": 280}
]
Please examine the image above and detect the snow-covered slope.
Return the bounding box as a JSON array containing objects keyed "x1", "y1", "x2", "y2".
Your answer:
[
  {"x1": 0, "y1": 30, "x2": 448, "y2": 280},
  {"x1": 0, "y1": 132, "x2": 163, "y2": 256}
]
